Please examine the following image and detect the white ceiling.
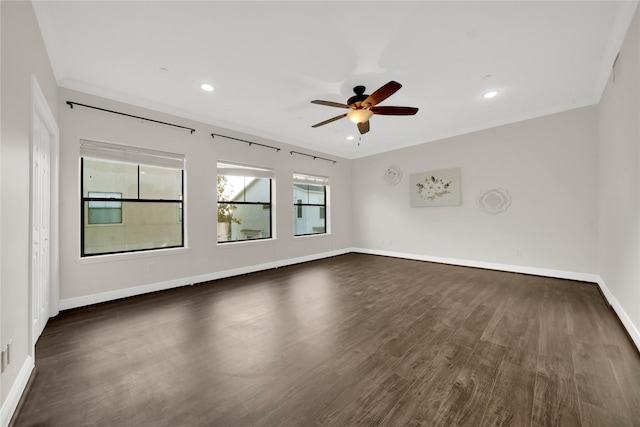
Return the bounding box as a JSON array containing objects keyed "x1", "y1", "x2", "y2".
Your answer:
[{"x1": 33, "y1": 1, "x2": 637, "y2": 159}]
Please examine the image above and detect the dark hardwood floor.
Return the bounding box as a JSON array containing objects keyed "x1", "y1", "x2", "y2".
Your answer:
[{"x1": 13, "y1": 254, "x2": 640, "y2": 426}]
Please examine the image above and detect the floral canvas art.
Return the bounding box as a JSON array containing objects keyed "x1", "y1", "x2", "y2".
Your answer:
[{"x1": 410, "y1": 168, "x2": 461, "y2": 207}]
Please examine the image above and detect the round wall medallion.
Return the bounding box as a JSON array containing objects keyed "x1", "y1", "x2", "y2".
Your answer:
[
  {"x1": 477, "y1": 187, "x2": 511, "y2": 214},
  {"x1": 383, "y1": 165, "x2": 403, "y2": 186}
]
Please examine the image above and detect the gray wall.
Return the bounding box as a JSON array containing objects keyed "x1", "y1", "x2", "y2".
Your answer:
[
  {"x1": 58, "y1": 88, "x2": 352, "y2": 305},
  {"x1": 0, "y1": 0, "x2": 58, "y2": 418},
  {"x1": 597, "y1": 7, "x2": 640, "y2": 341},
  {"x1": 352, "y1": 106, "x2": 599, "y2": 275}
]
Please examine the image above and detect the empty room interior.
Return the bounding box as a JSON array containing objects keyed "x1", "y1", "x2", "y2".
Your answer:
[{"x1": 2, "y1": 1, "x2": 640, "y2": 426}]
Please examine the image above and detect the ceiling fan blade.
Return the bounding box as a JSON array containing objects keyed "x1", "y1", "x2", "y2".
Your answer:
[
  {"x1": 312, "y1": 113, "x2": 348, "y2": 128},
  {"x1": 311, "y1": 100, "x2": 351, "y2": 109},
  {"x1": 371, "y1": 106, "x2": 419, "y2": 115},
  {"x1": 362, "y1": 81, "x2": 402, "y2": 108},
  {"x1": 357, "y1": 120, "x2": 370, "y2": 134}
]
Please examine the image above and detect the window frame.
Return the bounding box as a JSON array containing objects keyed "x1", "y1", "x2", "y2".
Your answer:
[
  {"x1": 80, "y1": 145, "x2": 185, "y2": 257},
  {"x1": 293, "y1": 173, "x2": 328, "y2": 237},
  {"x1": 217, "y1": 162, "x2": 274, "y2": 244}
]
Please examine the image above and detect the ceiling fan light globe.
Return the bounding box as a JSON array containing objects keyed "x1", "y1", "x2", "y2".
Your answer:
[{"x1": 347, "y1": 109, "x2": 373, "y2": 124}]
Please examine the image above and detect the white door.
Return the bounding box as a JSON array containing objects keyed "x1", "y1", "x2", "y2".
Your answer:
[{"x1": 32, "y1": 112, "x2": 51, "y2": 342}]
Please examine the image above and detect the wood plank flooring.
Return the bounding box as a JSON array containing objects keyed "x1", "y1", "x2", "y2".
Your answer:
[{"x1": 12, "y1": 254, "x2": 640, "y2": 426}]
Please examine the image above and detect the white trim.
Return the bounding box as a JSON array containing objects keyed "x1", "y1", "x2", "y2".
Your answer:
[
  {"x1": 352, "y1": 248, "x2": 600, "y2": 283},
  {"x1": 0, "y1": 356, "x2": 34, "y2": 427},
  {"x1": 75, "y1": 247, "x2": 190, "y2": 265},
  {"x1": 61, "y1": 247, "x2": 604, "y2": 310},
  {"x1": 596, "y1": 276, "x2": 640, "y2": 352},
  {"x1": 30, "y1": 75, "x2": 60, "y2": 332},
  {"x1": 217, "y1": 161, "x2": 274, "y2": 178},
  {"x1": 80, "y1": 139, "x2": 185, "y2": 169},
  {"x1": 60, "y1": 276, "x2": 194, "y2": 311},
  {"x1": 59, "y1": 248, "x2": 352, "y2": 311},
  {"x1": 58, "y1": 248, "x2": 639, "y2": 354},
  {"x1": 293, "y1": 233, "x2": 331, "y2": 240},
  {"x1": 293, "y1": 172, "x2": 329, "y2": 185},
  {"x1": 217, "y1": 238, "x2": 276, "y2": 248}
]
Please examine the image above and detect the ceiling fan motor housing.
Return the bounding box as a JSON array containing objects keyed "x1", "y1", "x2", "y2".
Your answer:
[{"x1": 347, "y1": 86, "x2": 368, "y2": 106}]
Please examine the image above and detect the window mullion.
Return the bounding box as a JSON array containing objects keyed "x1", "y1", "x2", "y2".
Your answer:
[
  {"x1": 137, "y1": 164, "x2": 140, "y2": 200},
  {"x1": 80, "y1": 157, "x2": 85, "y2": 256},
  {"x1": 181, "y1": 169, "x2": 184, "y2": 247}
]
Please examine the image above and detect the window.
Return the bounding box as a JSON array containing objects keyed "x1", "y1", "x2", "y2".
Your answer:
[
  {"x1": 217, "y1": 162, "x2": 273, "y2": 243},
  {"x1": 293, "y1": 173, "x2": 328, "y2": 236},
  {"x1": 80, "y1": 140, "x2": 185, "y2": 257},
  {"x1": 88, "y1": 192, "x2": 122, "y2": 224}
]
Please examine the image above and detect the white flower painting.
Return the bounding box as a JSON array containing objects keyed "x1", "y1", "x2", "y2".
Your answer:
[
  {"x1": 417, "y1": 176, "x2": 450, "y2": 200},
  {"x1": 410, "y1": 168, "x2": 461, "y2": 207}
]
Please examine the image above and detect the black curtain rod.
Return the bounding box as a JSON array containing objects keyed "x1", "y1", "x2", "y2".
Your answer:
[
  {"x1": 290, "y1": 151, "x2": 337, "y2": 164},
  {"x1": 66, "y1": 101, "x2": 196, "y2": 134},
  {"x1": 210, "y1": 133, "x2": 280, "y2": 152}
]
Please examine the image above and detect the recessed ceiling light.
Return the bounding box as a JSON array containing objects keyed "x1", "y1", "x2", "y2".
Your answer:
[
  {"x1": 200, "y1": 83, "x2": 214, "y2": 92},
  {"x1": 482, "y1": 90, "x2": 499, "y2": 99},
  {"x1": 346, "y1": 136, "x2": 354, "y2": 140}
]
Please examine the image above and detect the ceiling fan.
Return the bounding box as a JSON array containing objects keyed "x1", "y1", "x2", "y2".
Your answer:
[{"x1": 310, "y1": 81, "x2": 418, "y2": 135}]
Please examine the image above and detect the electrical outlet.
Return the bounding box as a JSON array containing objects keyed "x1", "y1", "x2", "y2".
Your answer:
[
  {"x1": 515, "y1": 248, "x2": 523, "y2": 257},
  {"x1": 7, "y1": 340, "x2": 11, "y2": 365},
  {"x1": 1, "y1": 347, "x2": 6, "y2": 373}
]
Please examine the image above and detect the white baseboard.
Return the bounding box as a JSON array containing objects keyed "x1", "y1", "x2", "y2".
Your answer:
[
  {"x1": 58, "y1": 247, "x2": 638, "y2": 353},
  {"x1": 0, "y1": 355, "x2": 34, "y2": 427},
  {"x1": 352, "y1": 248, "x2": 600, "y2": 283},
  {"x1": 353, "y1": 248, "x2": 640, "y2": 352},
  {"x1": 59, "y1": 275, "x2": 193, "y2": 311},
  {"x1": 596, "y1": 276, "x2": 640, "y2": 352},
  {"x1": 59, "y1": 248, "x2": 352, "y2": 311}
]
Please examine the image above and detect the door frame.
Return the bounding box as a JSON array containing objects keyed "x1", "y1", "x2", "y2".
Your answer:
[{"x1": 29, "y1": 75, "x2": 59, "y2": 353}]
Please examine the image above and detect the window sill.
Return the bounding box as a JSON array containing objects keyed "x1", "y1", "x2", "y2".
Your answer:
[
  {"x1": 76, "y1": 246, "x2": 190, "y2": 264},
  {"x1": 293, "y1": 233, "x2": 331, "y2": 240},
  {"x1": 217, "y1": 238, "x2": 276, "y2": 248}
]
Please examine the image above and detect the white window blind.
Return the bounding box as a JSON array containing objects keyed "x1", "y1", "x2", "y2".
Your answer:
[
  {"x1": 293, "y1": 172, "x2": 329, "y2": 185},
  {"x1": 217, "y1": 161, "x2": 274, "y2": 179},
  {"x1": 80, "y1": 139, "x2": 185, "y2": 169}
]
